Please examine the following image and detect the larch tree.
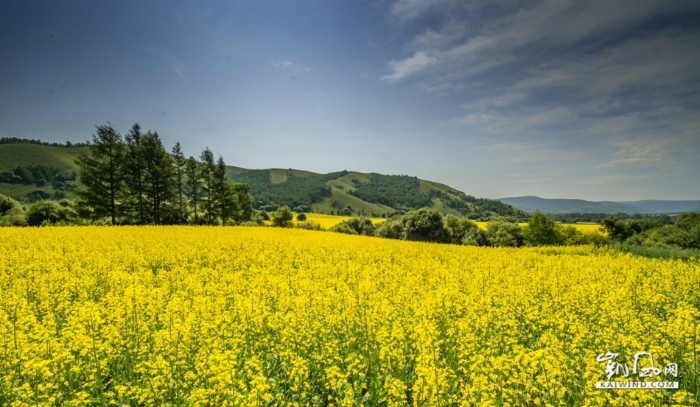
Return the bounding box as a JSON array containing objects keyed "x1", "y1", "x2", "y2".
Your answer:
[
  {"x1": 172, "y1": 142, "x2": 186, "y2": 223},
  {"x1": 185, "y1": 157, "x2": 201, "y2": 224},
  {"x1": 124, "y1": 123, "x2": 148, "y2": 224},
  {"x1": 75, "y1": 122, "x2": 126, "y2": 225},
  {"x1": 199, "y1": 147, "x2": 216, "y2": 224},
  {"x1": 142, "y1": 131, "x2": 174, "y2": 224}
]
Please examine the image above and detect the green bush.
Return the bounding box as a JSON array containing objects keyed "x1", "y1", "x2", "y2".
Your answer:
[
  {"x1": 462, "y1": 228, "x2": 490, "y2": 246},
  {"x1": 0, "y1": 206, "x2": 27, "y2": 226},
  {"x1": 523, "y1": 211, "x2": 563, "y2": 246},
  {"x1": 401, "y1": 208, "x2": 450, "y2": 243},
  {"x1": 297, "y1": 221, "x2": 321, "y2": 230},
  {"x1": 0, "y1": 194, "x2": 20, "y2": 217},
  {"x1": 374, "y1": 219, "x2": 403, "y2": 239},
  {"x1": 330, "y1": 223, "x2": 358, "y2": 234},
  {"x1": 271, "y1": 205, "x2": 294, "y2": 228},
  {"x1": 486, "y1": 220, "x2": 523, "y2": 247},
  {"x1": 297, "y1": 213, "x2": 307, "y2": 221},
  {"x1": 26, "y1": 200, "x2": 77, "y2": 226},
  {"x1": 445, "y1": 214, "x2": 479, "y2": 244}
]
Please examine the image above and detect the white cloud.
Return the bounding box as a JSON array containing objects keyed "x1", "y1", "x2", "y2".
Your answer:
[
  {"x1": 595, "y1": 139, "x2": 667, "y2": 168},
  {"x1": 451, "y1": 106, "x2": 576, "y2": 134},
  {"x1": 271, "y1": 61, "x2": 293, "y2": 67},
  {"x1": 389, "y1": 0, "x2": 452, "y2": 23},
  {"x1": 381, "y1": 52, "x2": 437, "y2": 82},
  {"x1": 383, "y1": 0, "x2": 700, "y2": 89}
]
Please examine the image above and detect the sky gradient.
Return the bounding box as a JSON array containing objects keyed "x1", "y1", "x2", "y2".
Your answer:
[{"x1": 1, "y1": 0, "x2": 699, "y2": 200}]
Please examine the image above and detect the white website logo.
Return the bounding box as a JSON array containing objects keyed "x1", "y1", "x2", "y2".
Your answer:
[{"x1": 595, "y1": 351, "x2": 679, "y2": 389}]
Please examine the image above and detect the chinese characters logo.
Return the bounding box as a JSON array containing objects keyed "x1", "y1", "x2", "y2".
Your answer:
[{"x1": 596, "y1": 351, "x2": 678, "y2": 389}]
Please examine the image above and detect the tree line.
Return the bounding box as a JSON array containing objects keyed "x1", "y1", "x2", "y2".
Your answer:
[
  {"x1": 549, "y1": 212, "x2": 675, "y2": 225},
  {"x1": 325, "y1": 208, "x2": 608, "y2": 247},
  {"x1": 0, "y1": 165, "x2": 77, "y2": 188},
  {"x1": 0, "y1": 137, "x2": 88, "y2": 147},
  {"x1": 74, "y1": 122, "x2": 254, "y2": 225},
  {"x1": 600, "y1": 213, "x2": 700, "y2": 250}
]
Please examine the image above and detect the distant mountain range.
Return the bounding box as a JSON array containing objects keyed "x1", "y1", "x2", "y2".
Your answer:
[{"x1": 499, "y1": 196, "x2": 700, "y2": 214}]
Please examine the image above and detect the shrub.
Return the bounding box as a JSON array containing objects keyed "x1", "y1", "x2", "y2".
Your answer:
[
  {"x1": 297, "y1": 213, "x2": 307, "y2": 221},
  {"x1": 523, "y1": 211, "x2": 564, "y2": 246},
  {"x1": 0, "y1": 194, "x2": 20, "y2": 216},
  {"x1": 401, "y1": 208, "x2": 450, "y2": 243},
  {"x1": 26, "y1": 200, "x2": 77, "y2": 226},
  {"x1": 445, "y1": 214, "x2": 479, "y2": 244},
  {"x1": 374, "y1": 219, "x2": 403, "y2": 239},
  {"x1": 330, "y1": 223, "x2": 358, "y2": 234},
  {"x1": 486, "y1": 220, "x2": 523, "y2": 247},
  {"x1": 0, "y1": 206, "x2": 27, "y2": 226},
  {"x1": 297, "y1": 221, "x2": 321, "y2": 231},
  {"x1": 271, "y1": 205, "x2": 294, "y2": 228},
  {"x1": 462, "y1": 228, "x2": 490, "y2": 246}
]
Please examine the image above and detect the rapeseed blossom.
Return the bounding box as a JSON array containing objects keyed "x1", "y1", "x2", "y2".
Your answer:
[{"x1": 0, "y1": 226, "x2": 697, "y2": 406}]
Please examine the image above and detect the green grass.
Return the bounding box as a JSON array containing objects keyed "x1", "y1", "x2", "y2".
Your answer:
[
  {"x1": 267, "y1": 168, "x2": 318, "y2": 184},
  {"x1": 312, "y1": 189, "x2": 394, "y2": 216},
  {"x1": 615, "y1": 242, "x2": 700, "y2": 261},
  {"x1": 0, "y1": 144, "x2": 87, "y2": 172}
]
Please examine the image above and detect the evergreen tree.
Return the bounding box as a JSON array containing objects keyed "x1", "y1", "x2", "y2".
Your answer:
[
  {"x1": 172, "y1": 142, "x2": 186, "y2": 223},
  {"x1": 142, "y1": 132, "x2": 174, "y2": 224},
  {"x1": 231, "y1": 183, "x2": 253, "y2": 222},
  {"x1": 199, "y1": 148, "x2": 216, "y2": 224},
  {"x1": 124, "y1": 124, "x2": 148, "y2": 224},
  {"x1": 185, "y1": 157, "x2": 201, "y2": 224},
  {"x1": 214, "y1": 156, "x2": 240, "y2": 224},
  {"x1": 75, "y1": 123, "x2": 125, "y2": 225}
]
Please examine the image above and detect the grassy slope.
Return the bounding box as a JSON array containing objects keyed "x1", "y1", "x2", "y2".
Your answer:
[
  {"x1": 311, "y1": 171, "x2": 394, "y2": 215},
  {"x1": 0, "y1": 144, "x2": 87, "y2": 200},
  {"x1": 0, "y1": 144, "x2": 87, "y2": 172}
]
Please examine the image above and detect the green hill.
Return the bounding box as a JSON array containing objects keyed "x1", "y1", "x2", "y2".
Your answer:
[
  {"x1": 227, "y1": 168, "x2": 524, "y2": 219},
  {"x1": 0, "y1": 143, "x2": 525, "y2": 219},
  {"x1": 0, "y1": 144, "x2": 88, "y2": 172}
]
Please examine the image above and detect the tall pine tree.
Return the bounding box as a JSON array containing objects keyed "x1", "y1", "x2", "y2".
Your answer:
[
  {"x1": 142, "y1": 132, "x2": 174, "y2": 224},
  {"x1": 75, "y1": 123, "x2": 125, "y2": 225},
  {"x1": 199, "y1": 148, "x2": 216, "y2": 224},
  {"x1": 214, "y1": 156, "x2": 240, "y2": 224},
  {"x1": 185, "y1": 157, "x2": 201, "y2": 224},
  {"x1": 172, "y1": 142, "x2": 186, "y2": 223},
  {"x1": 124, "y1": 124, "x2": 148, "y2": 224}
]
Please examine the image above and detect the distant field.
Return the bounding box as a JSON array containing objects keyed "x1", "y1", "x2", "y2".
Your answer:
[
  {"x1": 475, "y1": 221, "x2": 600, "y2": 232},
  {"x1": 301, "y1": 213, "x2": 386, "y2": 229},
  {"x1": 295, "y1": 215, "x2": 602, "y2": 232}
]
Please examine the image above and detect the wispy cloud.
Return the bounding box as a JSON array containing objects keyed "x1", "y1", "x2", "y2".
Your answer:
[
  {"x1": 271, "y1": 60, "x2": 293, "y2": 67},
  {"x1": 381, "y1": 52, "x2": 438, "y2": 82}
]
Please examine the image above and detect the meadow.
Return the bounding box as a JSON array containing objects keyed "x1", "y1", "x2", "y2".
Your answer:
[{"x1": 0, "y1": 227, "x2": 697, "y2": 406}]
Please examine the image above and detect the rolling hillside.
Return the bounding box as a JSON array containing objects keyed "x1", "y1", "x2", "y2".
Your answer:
[
  {"x1": 501, "y1": 196, "x2": 700, "y2": 214},
  {"x1": 0, "y1": 142, "x2": 525, "y2": 219},
  {"x1": 0, "y1": 143, "x2": 88, "y2": 172}
]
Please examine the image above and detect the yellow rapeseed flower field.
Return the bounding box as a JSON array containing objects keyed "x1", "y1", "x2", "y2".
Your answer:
[
  {"x1": 0, "y1": 227, "x2": 697, "y2": 406},
  {"x1": 302, "y1": 214, "x2": 386, "y2": 229},
  {"x1": 475, "y1": 221, "x2": 602, "y2": 233}
]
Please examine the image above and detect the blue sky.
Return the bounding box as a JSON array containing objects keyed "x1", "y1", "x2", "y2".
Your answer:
[{"x1": 1, "y1": 0, "x2": 699, "y2": 201}]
